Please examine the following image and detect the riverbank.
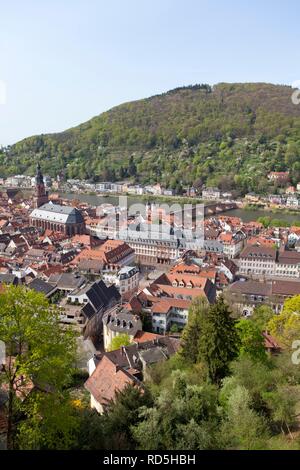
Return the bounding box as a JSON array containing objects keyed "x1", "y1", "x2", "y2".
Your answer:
[
  {"x1": 3, "y1": 185, "x2": 300, "y2": 224},
  {"x1": 243, "y1": 203, "x2": 300, "y2": 216},
  {"x1": 59, "y1": 190, "x2": 205, "y2": 206}
]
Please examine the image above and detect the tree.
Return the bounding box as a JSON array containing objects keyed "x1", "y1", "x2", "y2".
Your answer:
[
  {"x1": 128, "y1": 156, "x2": 137, "y2": 177},
  {"x1": 236, "y1": 319, "x2": 267, "y2": 361},
  {"x1": 17, "y1": 393, "x2": 80, "y2": 450},
  {"x1": 103, "y1": 384, "x2": 153, "y2": 450},
  {"x1": 109, "y1": 333, "x2": 131, "y2": 351},
  {"x1": 180, "y1": 298, "x2": 210, "y2": 364},
  {"x1": 220, "y1": 383, "x2": 269, "y2": 449},
  {"x1": 0, "y1": 285, "x2": 76, "y2": 449},
  {"x1": 198, "y1": 296, "x2": 240, "y2": 383},
  {"x1": 170, "y1": 323, "x2": 179, "y2": 333},
  {"x1": 132, "y1": 381, "x2": 219, "y2": 450},
  {"x1": 250, "y1": 305, "x2": 274, "y2": 331},
  {"x1": 267, "y1": 295, "x2": 300, "y2": 347},
  {"x1": 263, "y1": 385, "x2": 298, "y2": 437}
]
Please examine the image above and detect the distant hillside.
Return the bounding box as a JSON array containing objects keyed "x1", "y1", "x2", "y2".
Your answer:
[{"x1": 1, "y1": 82, "x2": 300, "y2": 194}]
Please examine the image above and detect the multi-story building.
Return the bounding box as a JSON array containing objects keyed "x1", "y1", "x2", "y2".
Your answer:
[
  {"x1": 228, "y1": 278, "x2": 300, "y2": 315},
  {"x1": 219, "y1": 231, "x2": 245, "y2": 259},
  {"x1": 140, "y1": 268, "x2": 216, "y2": 333},
  {"x1": 103, "y1": 266, "x2": 139, "y2": 295},
  {"x1": 73, "y1": 239, "x2": 136, "y2": 272},
  {"x1": 239, "y1": 245, "x2": 277, "y2": 277},
  {"x1": 117, "y1": 266, "x2": 139, "y2": 294},
  {"x1": 102, "y1": 306, "x2": 142, "y2": 351},
  {"x1": 239, "y1": 245, "x2": 300, "y2": 279},
  {"x1": 275, "y1": 251, "x2": 300, "y2": 278},
  {"x1": 151, "y1": 298, "x2": 190, "y2": 334},
  {"x1": 96, "y1": 182, "x2": 111, "y2": 192}
]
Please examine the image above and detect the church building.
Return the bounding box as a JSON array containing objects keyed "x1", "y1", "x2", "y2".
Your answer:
[{"x1": 29, "y1": 164, "x2": 86, "y2": 236}]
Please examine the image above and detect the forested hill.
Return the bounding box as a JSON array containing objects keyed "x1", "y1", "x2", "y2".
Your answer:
[{"x1": 2, "y1": 82, "x2": 300, "y2": 194}]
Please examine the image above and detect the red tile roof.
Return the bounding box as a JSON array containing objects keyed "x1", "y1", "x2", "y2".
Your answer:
[
  {"x1": 262, "y1": 331, "x2": 281, "y2": 351},
  {"x1": 84, "y1": 355, "x2": 137, "y2": 408},
  {"x1": 151, "y1": 297, "x2": 190, "y2": 314},
  {"x1": 134, "y1": 331, "x2": 161, "y2": 343}
]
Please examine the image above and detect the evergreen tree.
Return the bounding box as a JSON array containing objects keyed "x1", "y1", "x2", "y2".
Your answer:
[
  {"x1": 180, "y1": 298, "x2": 210, "y2": 364},
  {"x1": 128, "y1": 156, "x2": 137, "y2": 177},
  {"x1": 198, "y1": 296, "x2": 240, "y2": 383}
]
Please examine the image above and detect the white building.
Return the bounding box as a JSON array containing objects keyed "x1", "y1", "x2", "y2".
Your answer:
[
  {"x1": 103, "y1": 266, "x2": 139, "y2": 295},
  {"x1": 286, "y1": 196, "x2": 300, "y2": 208},
  {"x1": 219, "y1": 232, "x2": 245, "y2": 259},
  {"x1": 151, "y1": 298, "x2": 190, "y2": 334},
  {"x1": 202, "y1": 187, "x2": 221, "y2": 200}
]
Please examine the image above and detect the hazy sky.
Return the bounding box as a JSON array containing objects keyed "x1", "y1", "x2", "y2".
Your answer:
[{"x1": 0, "y1": 0, "x2": 299, "y2": 146}]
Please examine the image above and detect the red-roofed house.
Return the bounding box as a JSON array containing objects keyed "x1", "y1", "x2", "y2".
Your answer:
[{"x1": 85, "y1": 355, "x2": 138, "y2": 414}]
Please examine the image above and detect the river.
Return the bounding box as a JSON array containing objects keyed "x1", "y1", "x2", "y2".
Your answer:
[{"x1": 59, "y1": 192, "x2": 300, "y2": 224}]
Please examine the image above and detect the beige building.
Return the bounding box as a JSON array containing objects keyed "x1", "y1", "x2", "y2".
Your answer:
[
  {"x1": 239, "y1": 245, "x2": 300, "y2": 279},
  {"x1": 102, "y1": 306, "x2": 142, "y2": 351},
  {"x1": 239, "y1": 246, "x2": 277, "y2": 277}
]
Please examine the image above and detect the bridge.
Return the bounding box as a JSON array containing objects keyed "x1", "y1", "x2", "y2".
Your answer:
[{"x1": 204, "y1": 201, "x2": 237, "y2": 216}]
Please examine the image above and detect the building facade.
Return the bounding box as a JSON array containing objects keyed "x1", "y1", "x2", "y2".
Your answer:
[{"x1": 30, "y1": 203, "x2": 86, "y2": 236}]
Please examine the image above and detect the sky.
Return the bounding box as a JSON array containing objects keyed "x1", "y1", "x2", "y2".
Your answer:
[{"x1": 0, "y1": 0, "x2": 299, "y2": 146}]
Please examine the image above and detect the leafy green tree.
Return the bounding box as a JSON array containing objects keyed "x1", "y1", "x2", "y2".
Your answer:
[
  {"x1": 263, "y1": 385, "x2": 298, "y2": 437},
  {"x1": 128, "y1": 156, "x2": 137, "y2": 177},
  {"x1": 257, "y1": 216, "x2": 271, "y2": 228},
  {"x1": 17, "y1": 393, "x2": 80, "y2": 450},
  {"x1": 267, "y1": 295, "x2": 300, "y2": 347},
  {"x1": 220, "y1": 384, "x2": 269, "y2": 449},
  {"x1": 236, "y1": 319, "x2": 267, "y2": 361},
  {"x1": 170, "y1": 323, "x2": 179, "y2": 333},
  {"x1": 0, "y1": 285, "x2": 76, "y2": 449},
  {"x1": 132, "y1": 380, "x2": 219, "y2": 450},
  {"x1": 109, "y1": 333, "x2": 131, "y2": 351},
  {"x1": 251, "y1": 305, "x2": 274, "y2": 331}
]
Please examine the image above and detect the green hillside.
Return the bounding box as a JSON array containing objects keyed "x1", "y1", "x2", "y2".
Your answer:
[{"x1": 1, "y1": 82, "x2": 300, "y2": 194}]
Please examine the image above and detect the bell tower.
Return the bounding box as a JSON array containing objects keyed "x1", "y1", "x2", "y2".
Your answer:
[{"x1": 34, "y1": 163, "x2": 49, "y2": 208}]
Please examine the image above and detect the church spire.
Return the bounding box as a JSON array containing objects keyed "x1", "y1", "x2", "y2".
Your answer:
[
  {"x1": 35, "y1": 162, "x2": 44, "y2": 185},
  {"x1": 34, "y1": 162, "x2": 48, "y2": 208}
]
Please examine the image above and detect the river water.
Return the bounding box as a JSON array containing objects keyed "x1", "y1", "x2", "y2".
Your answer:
[{"x1": 59, "y1": 192, "x2": 300, "y2": 224}]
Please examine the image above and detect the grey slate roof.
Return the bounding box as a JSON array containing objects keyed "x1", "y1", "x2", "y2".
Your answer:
[
  {"x1": 105, "y1": 336, "x2": 180, "y2": 371},
  {"x1": 0, "y1": 273, "x2": 19, "y2": 285},
  {"x1": 103, "y1": 308, "x2": 142, "y2": 336},
  {"x1": 48, "y1": 272, "x2": 86, "y2": 290},
  {"x1": 28, "y1": 278, "x2": 57, "y2": 297},
  {"x1": 77, "y1": 280, "x2": 121, "y2": 319},
  {"x1": 30, "y1": 203, "x2": 84, "y2": 225}
]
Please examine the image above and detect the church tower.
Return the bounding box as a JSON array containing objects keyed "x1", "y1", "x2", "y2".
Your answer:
[{"x1": 34, "y1": 163, "x2": 49, "y2": 208}]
